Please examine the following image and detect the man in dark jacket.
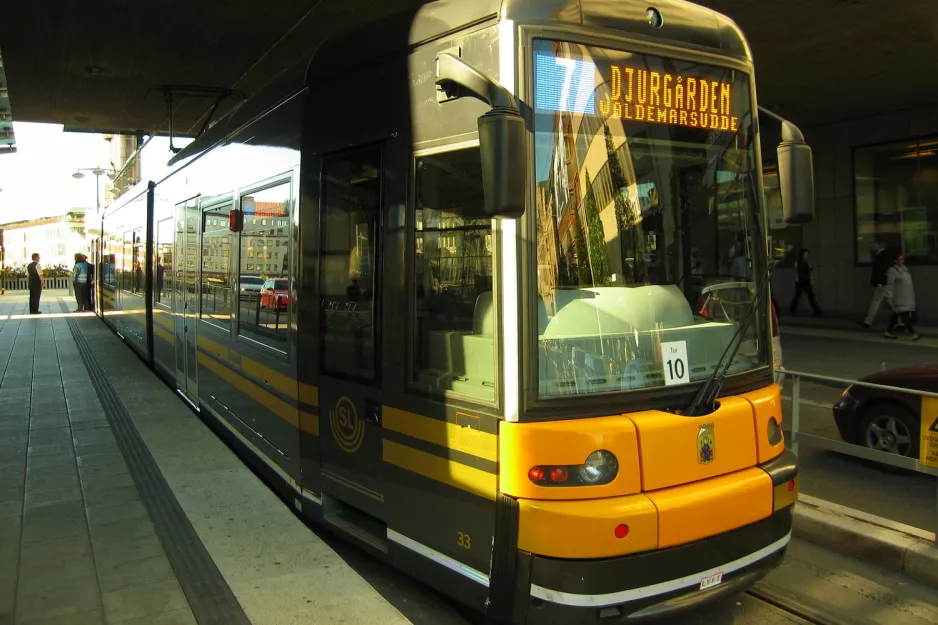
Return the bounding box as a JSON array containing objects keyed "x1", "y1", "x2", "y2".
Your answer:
[
  {"x1": 26, "y1": 253, "x2": 44, "y2": 314},
  {"x1": 858, "y1": 242, "x2": 891, "y2": 329}
]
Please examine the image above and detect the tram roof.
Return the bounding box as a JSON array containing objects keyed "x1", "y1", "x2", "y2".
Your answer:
[{"x1": 0, "y1": 0, "x2": 935, "y2": 137}]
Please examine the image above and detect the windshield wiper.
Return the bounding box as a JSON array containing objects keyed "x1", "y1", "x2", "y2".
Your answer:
[
  {"x1": 684, "y1": 169, "x2": 772, "y2": 417},
  {"x1": 684, "y1": 265, "x2": 772, "y2": 416}
]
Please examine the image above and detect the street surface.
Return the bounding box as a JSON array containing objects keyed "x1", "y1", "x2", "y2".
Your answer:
[{"x1": 779, "y1": 324, "x2": 938, "y2": 532}]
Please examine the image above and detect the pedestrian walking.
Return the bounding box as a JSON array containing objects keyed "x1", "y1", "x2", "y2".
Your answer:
[
  {"x1": 858, "y1": 241, "x2": 891, "y2": 329},
  {"x1": 789, "y1": 248, "x2": 822, "y2": 317},
  {"x1": 26, "y1": 253, "x2": 44, "y2": 314},
  {"x1": 72, "y1": 253, "x2": 92, "y2": 312},
  {"x1": 883, "y1": 253, "x2": 920, "y2": 341}
]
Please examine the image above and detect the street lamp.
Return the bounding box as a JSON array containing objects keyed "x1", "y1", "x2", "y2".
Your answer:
[{"x1": 70, "y1": 166, "x2": 116, "y2": 211}]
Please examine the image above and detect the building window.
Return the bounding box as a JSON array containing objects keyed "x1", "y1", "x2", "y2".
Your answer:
[
  {"x1": 412, "y1": 147, "x2": 495, "y2": 401},
  {"x1": 855, "y1": 137, "x2": 938, "y2": 264},
  {"x1": 201, "y1": 205, "x2": 233, "y2": 330},
  {"x1": 239, "y1": 181, "x2": 291, "y2": 347}
]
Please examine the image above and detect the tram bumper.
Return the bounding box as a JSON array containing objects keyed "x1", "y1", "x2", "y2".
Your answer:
[
  {"x1": 520, "y1": 506, "x2": 792, "y2": 624},
  {"x1": 509, "y1": 451, "x2": 799, "y2": 624}
]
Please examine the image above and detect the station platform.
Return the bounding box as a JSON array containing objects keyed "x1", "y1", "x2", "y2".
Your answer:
[{"x1": 0, "y1": 292, "x2": 422, "y2": 625}]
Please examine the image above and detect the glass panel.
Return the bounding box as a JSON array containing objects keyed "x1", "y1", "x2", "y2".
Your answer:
[
  {"x1": 319, "y1": 150, "x2": 380, "y2": 381},
  {"x1": 132, "y1": 229, "x2": 144, "y2": 295},
  {"x1": 121, "y1": 232, "x2": 132, "y2": 293},
  {"x1": 156, "y1": 219, "x2": 173, "y2": 306},
  {"x1": 412, "y1": 147, "x2": 495, "y2": 400},
  {"x1": 238, "y1": 181, "x2": 292, "y2": 346},
  {"x1": 533, "y1": 39, "x2": 767, "y2": 398},
  {"x1": 201, "y1": 205, "x2": 232, "y2": 329},
  {"x1": 855, "y1": 137, "x2": 938, "y2": 264}
]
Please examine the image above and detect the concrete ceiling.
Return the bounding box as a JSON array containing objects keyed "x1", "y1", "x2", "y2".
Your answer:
[{"x1": 0, "y1": 0, "x2": 935, "y2": 137}]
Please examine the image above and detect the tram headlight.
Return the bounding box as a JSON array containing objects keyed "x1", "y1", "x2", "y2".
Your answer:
[
  {"x1": 527, "y1": 450, "x2": 619, "y2": 487},
  {"x1": 578, "y1": 450, "x2": 619, "y2": 485}
]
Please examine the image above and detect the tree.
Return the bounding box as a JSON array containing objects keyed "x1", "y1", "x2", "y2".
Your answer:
[
  {"x1": 582, "y1": 169, "x2": 610, "y2": 285},
  {"x1": 574, "y1": 218, "x2": 591, "y2": 286},
  {"x1": 604, "y1": 123, "x2": 647, "y2": 284}
]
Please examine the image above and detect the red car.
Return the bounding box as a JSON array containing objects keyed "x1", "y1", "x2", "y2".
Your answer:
[{"x1": 260, "y1": 278, "x2": 289, "y2": 310}]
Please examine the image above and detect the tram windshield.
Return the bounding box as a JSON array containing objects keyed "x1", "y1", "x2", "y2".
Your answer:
[{"x1": 532, "y1": 39, "x2": 768, "y2": 398}]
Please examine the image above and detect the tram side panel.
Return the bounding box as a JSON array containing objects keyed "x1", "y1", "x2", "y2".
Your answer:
[
  {"x1": 151, "y1": 192, "x2": 178, "y2": 384},
  {"x1": 165, "y1": 101, "x2": 305, "y2": 487},
  {"x1": 305, "y1": 18, "x2": 503, "y2": 608},
  {"x1": 101, "y1": 193, "x2": 150, "y2": 362}
]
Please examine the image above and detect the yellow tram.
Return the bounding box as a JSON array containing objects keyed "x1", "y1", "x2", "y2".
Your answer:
[{"x1": 97, "y1": 1, "x2": 813, "y2": 622}]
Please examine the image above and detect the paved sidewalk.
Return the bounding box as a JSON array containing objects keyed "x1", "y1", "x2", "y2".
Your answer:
[{"x1": 0, "y1": 293, "x2": 196, "y2": 625}]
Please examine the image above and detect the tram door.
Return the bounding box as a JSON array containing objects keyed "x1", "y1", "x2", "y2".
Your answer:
[
  {"x1": 317, "y1": 148, "x2": 385, "y2": 521},
  {"x1": 174, "y1": 197, "x2": 200, "y2": 401}
]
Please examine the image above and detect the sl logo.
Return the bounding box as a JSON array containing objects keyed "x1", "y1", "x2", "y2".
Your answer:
[
  {"x1": 330, "y1": 396, "x2": 364, "y2": 453},
  {"x1": 697, "y1": 423, "x2": 715, "y2": 465}
]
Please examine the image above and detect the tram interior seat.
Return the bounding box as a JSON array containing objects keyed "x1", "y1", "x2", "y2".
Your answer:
[
  {"x1": 537, "y1": 285, "x2": 744, "y2": 392},
  {"x1": 417, "y1": 291, "x2": 495, "y2": 399}
]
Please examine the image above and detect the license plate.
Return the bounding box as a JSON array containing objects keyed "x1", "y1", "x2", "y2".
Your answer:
[{"x1": 699, "y1": 572, "x2": 723, "y2": 590}]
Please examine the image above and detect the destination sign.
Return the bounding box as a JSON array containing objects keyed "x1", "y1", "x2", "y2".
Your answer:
[
  {"x1": 599, "y1": 65, "x2": 739, "y2": 132},
  {"x1": 534, "y1": 50, "x2": 741, "y2": 132}
]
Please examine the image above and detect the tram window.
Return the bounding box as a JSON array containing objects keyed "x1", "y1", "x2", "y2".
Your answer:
[
  {"x1": 238, "y1": 181, "x2": 291, "y2": 347},
  {"x1": 201, "y1": 205, "x2": 233, "y2": 331},
  {"x1": 156, "y1": 218, "x2": 173, "y2": 306},
  {"x1": 121, "y1": 231, "x2": 132, "y2": 292},
  {"x1": 131, "y1": 229, "x2": 144, "y2": 295},
  {"x1": 319, "y1": 150, "x2": 381, "y2": 381},
  {"x1": 412, "y1": 147, "x2": 495, "y2": 401}
]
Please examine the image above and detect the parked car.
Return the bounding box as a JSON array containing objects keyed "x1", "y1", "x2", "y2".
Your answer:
[
  {"x1": 239, "y1": 275, "x2": 265, "y2": 300},
  {"x1": 832, "y1": 365, "x2": 937, "y2": 458},
  {"x1": 260, "y1": 278, "x2": 289, "y2": 310}
]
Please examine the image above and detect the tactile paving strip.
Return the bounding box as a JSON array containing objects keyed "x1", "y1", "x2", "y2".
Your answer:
[{"x1": 61, "y1": 303, "x2": 252, "y2": 625}]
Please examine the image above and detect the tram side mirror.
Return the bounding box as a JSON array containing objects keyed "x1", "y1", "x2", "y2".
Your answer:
[
  {"x1": 478, "y1": 108, "x2": 526, "y2": 219},
  {"x1": 436, "y1": 52, "x2": 527, "y2": 219},
  {"x1": 776, "y1": 120, "x2": 815, "y2": 224}
]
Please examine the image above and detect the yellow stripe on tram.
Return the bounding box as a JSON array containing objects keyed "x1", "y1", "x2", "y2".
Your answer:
[
  {"x1": 197, "y1": 353, "x2": 298, "y2": 427},
  {"x1": 383, "y1": 440, "x2": 496, "y2": 500},
  {"x1": 299, "y1": 383, "x2": 319, "y2": 408},
  {"x1": 383, "y1": 407, "x2": 497, "y2": 463}
]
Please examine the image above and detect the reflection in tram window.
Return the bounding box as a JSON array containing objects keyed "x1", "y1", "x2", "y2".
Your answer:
[
  {"x1": 238, "y1": 181, "x2": 291, "y2": 347},
  {"x1": 132, "y1": 228, "x2": 144, "y2": 295},
  {"x1": 201, "y1": 205, "x2": 233, "y2": 330},
  {"x1": 532, "y1": 39, "x2": 767, "y2": 397},
  {"x1": 156, "y1": 218, "x2": 173, "y2": 306},
  {"x1": 412, "y1": 147, "x2": 495, "y2": 401},
  {"x1": 319, "y1": 150, "x2": 380, "y2": 380},
  {"x1": 121, "y1": 231, "x2": 132, "y2": 293}
]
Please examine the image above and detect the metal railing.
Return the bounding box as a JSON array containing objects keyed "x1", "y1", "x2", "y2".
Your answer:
[
  {"x1": 783, "y1": 367, "x2": 938, "y2": 543},
  {"x1": 0, "y1": 277, "x2": 72, "y2": 291}
]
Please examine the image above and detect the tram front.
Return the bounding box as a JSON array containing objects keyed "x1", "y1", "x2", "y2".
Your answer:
[{"x1": 486, "y1": 4, "x2": 811, "y2": 624}]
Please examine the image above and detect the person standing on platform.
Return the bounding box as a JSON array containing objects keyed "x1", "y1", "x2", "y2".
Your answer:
[
  {"x1": 26, "y1": 253, "x2": 44, "y2": 314},
  {"x1": 858, "y1": 241, "x2": 891, "y2": 330},
  {"x1": 883, "y1": 253, "x2": 920, "y2": 341},
  {"x1": 72, "y1": 253, "x2": 92, "y2": 312},
  {"x1": 789, "y1": 248, "x2": 822, "y2": 317}
]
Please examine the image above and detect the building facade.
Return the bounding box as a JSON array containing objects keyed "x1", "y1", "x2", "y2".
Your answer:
[
  {"x1": 769, "y1": 103, "x2": 938, "y2": 323},
  {"x1": 0, "y1": 208, "x2": 88, "y2": 270}
]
